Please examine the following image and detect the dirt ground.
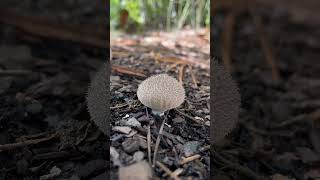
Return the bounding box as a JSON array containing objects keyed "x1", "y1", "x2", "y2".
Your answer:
[
  {"x1": 110, "y1": 29, "x2": 210, "y2": 179},
  {"x1": 0, "y1": 1, "x2": 319, "y2": 180},
  {"x1": 212, "y1": 3, "x2": 320, "y2": 180}
]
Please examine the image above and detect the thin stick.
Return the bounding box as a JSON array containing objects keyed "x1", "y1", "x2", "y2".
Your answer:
[
  {"x1": 112, "y1": 65, "x2": 146, "y2": 78},
  {"x1": 178, "y1": 64, "x2": 186, "y2": 83},
  {"x1": 156, "y1": 161, "x2": 181, "y2": 180},
  {"x1": 213, "y1": 150, "x2": 269, "y2": 180},
  {"x1": 147, "y1": 125, "x2": 152, "y2": 165},
  {"x1": 179, "y1": 154, "x2": 201, "y2": 165},
  {"x1": 175, "y1": 109, "x2": 203, "y2": 124},
  {"x1": 146, "y1": 107, "x2": 152, "y2": 165},
  {"x1": 252, "y1": 13, "x2": 280, "y2": 81},
  {"x1": 0, "y1": 133, "x2": 59, "y2": 152},
  {"x1": 152, "y1": 115, "x2": 166, "y2": 167},
  {"x1": 0, "y1": 9, "x2": 106, "y2": 48},
  {"x1": 188, "y1": 65, "x2": 198, "y2": 88}
]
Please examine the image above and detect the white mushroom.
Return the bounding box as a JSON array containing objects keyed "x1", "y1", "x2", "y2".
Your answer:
[{"x1": 137, "y1": 74, "x2": 185, "y2": 115}]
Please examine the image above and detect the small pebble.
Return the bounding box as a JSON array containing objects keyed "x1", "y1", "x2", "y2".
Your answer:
[
  {"x1": 133, "y1": 151, "x2": 144, "y2": 162},
  {"x1": 119, "y1": 161, "x2": 152, "y2": 180},
  {"x1": 125, "y1": 117, "x2": 141, "y2": 127},
  {"x1": 122, "y1": 138, "x2": 140, "y2": 153},
  {"x1": 183, "y1": 141, "x2": 201, "y2": 157},
  {"x1": 110, "y1": 76, "x2": 120, "y2": 82},
  {"x1": 113, "y1": 126, "x2": 132, "y2": 134},
  {"x1": 110, "y1": 147, "x2": 122, "y2": 166},
  {"x1": 172, "y1": 116, "x2": 185, "y2": 123},
  {"x1": 162, "y1": 156, "x2": 174, "y2": 166}
]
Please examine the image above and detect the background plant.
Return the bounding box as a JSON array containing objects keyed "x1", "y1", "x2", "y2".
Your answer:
[{"x1": 110, "y1": 0, "x2": 210, "y2": 32}]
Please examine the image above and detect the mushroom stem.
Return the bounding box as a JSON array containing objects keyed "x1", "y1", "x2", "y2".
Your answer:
[
  {"x1": 152, "y1": 110, "x2": 164, "y2": 116},
  {"x1": 152, "y1": 114, "x2": 167, "y2": 167}
]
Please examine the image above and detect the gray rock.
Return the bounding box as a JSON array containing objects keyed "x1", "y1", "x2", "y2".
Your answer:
[
  {"x1": 183, "y1": 141, "x2": 200, "y2": 157},
  {"x1": 122, "y1": 138, "x2": 140, "y2": 153},
  {"x1": 133, "y1": 151, "x2": 144, "y2": 162},
  {"x1": 125, "y1": 117, "x2": 141, "y2": 127}
]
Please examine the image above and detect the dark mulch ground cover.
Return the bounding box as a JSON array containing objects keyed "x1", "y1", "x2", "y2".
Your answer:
[
  {"x1": 0, "y1": 1, "x2": 319, "y2": 180},
  {"x1": 212, "y1": 4, "x2": 320, "y2": 180}
]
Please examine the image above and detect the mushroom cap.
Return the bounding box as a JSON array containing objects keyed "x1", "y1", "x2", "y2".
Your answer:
[
  {"x1": 137, "y1": 74, "x2": 185, "y2": 112},
  {"x1": 211, "y1": 60, "x2": 241, "y2": 143}
]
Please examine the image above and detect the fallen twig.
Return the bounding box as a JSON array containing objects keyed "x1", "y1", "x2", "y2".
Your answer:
[
  {"x1": 147, "y1": 124, "x2": 152, "y2": 165},
  {"x1": 213, "y1": 150, "x2": 268, "y2": 180},
  {"x1": 76, "y1": 122, "x2": 92, "y2": 145},
  {"x1": 188, "y1": 65, "x2": 198, "y2": 88},
  {"x1": 175, "y1": 109, "x2": 203, "y2": 124},
  {"x1": 152, "y1": 53, "x2": 209, "y2": 70},
  {"x1": 179, "y1": 154, "x2": 201, "y2": 165},
  {"x1": 112, "y1": 65, "x2": 146, "y2": 78},
  {"x1": 0, "y1": 9, "x2": 107, "y2": 48},
  {"x1": 178, "y1": 64, "x2": 186, "y2": 83},
  {"x1": 153, "y1": 116, "x2": 167, "y2": 167},
  {"x1": 252, "y1": 13, "x2": 280, "y2": 81},
  {"x1": 156, "y1": 161, "x2": 181, "y2": 180},
  {"x1": 0, "y1": 133, "x2": 59, "y2": 152},
  {"x1": 270, "y1": 109, "x2": 320, "y2": 128}
]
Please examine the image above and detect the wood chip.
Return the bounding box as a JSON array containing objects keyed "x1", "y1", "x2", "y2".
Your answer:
[
  {"x1": 119, "y1": 161, "x2": 152, "y2": 180},
  {"x1": 112, "y1": 126, "x2": 132, "y2": 134}
]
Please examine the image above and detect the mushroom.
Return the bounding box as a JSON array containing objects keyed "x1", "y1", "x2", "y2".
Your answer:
[
  {"x1": 137, "y1": 73, "x2": 185, "y2": 116},
  {"x1": 137, "y1": 73, "x2": 185, "y2": 166}
]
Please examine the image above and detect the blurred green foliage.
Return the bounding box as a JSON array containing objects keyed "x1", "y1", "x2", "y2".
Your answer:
[{"x1": 110, "y1": 0, "x2": 210, "y2": 32}]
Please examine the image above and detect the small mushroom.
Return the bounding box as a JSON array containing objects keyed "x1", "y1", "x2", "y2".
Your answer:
[
  {"x1": 137, "y1": 73, "x2": 185, "y2": 166},
  {"x1": 137, "y1": 74, "x2": 185, "y2": 115}
]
